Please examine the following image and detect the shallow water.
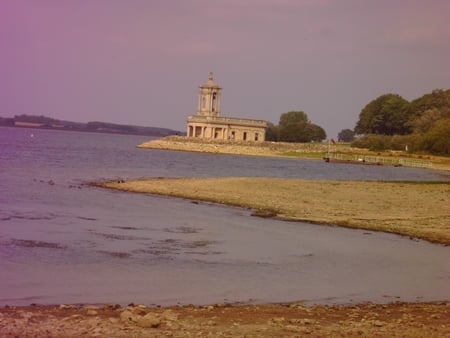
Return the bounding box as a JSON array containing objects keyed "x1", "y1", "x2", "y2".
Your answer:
[{"x1": 0, "y1": 127, "x2": 449, "y2": 306}]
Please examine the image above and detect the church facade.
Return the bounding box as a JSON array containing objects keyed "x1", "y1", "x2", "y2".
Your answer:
[{"x1": 186, "y1": 73, "x2": 268, "y2": 142}]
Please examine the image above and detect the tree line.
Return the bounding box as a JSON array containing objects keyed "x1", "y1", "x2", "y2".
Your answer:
[
  {"x1": 348, "y1": 89, "x2": 450, "y2": 155},
  {"x1": 268, "y1": 88, "x2": 449, "y2": 156}
]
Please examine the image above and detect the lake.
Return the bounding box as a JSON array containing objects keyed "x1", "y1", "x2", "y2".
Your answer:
[{"x1": 0, "y1": 126, "x2": 449, "y2": 306}]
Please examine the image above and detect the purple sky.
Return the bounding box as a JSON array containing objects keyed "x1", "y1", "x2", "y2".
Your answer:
[{"x1": 1, "y1": 0, "x2": 449, "y2": 138}]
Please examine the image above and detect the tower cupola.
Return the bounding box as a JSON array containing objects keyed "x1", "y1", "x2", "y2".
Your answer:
[{"x1": 197, "y1": 72, "x2": 222, "y2": 117}]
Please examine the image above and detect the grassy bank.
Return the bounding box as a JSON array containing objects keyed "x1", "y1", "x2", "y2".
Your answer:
[{"x1": 97, "y1": 178, "x2": 450, "y2": 245}]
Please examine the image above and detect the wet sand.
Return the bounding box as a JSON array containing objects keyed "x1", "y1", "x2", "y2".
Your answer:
[{"x1": 98, "y1": 177, "x2": 450, "y2": 245}]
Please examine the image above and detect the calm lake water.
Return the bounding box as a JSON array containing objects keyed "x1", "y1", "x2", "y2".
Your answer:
[{"x1": 0, "y1": 126, "x2": 449, "y2": 306}]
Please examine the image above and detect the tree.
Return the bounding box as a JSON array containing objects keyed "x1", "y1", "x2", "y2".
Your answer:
[
  {"x1": 338, "y1": 129, "x2": 355, "y2": 142},
  {"x1": 354, "y1": 94, "x2": 410, "y2": 135},
  {"x1": 305, "y1": 123, "x2": 326, "y2": 142},
  {"x1": 274, "y1": 110, "x2": 327, "y2": 143},
  {"x1": 410, "y1": 108, "x2": 445, "y2": 133},
  {"x1": 278, "y1": 121, "x2": 326, "y2": 142},
  {"x1": 279, "y1": 111, "x2": 309, "y2": 128},
  {"x1": 408, "y1": 89, "x2": 450, "y2": 119},
  {"x1": 408, "y1": 89, "x2": 450, "y2": 132},
  {"x1": 419, "y1": 119, "x2": 450, "y2": 155},
  {"x1": 265, "y1": 122, "x2": 279, "y2": 141},
  {"x1": 352, "y1": 89, "x2": 450, "y2": 155},
  {"x1": 278, "y1": 122, "x2": 308, "y2": 142}
]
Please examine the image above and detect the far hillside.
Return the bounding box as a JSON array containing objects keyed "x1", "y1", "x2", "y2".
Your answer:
[{"x1": 0, "y1": 114, "x2": 183, "y2": 137}]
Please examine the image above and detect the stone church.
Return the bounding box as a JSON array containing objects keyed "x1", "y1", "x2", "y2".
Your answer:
[{"x1": 186, "y1": 73, "x2": 268, "y2": 142}]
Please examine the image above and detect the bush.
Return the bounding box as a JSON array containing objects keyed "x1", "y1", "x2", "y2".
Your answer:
[
  {"x1": 351, "y1": 134, "x2": 391, "y2": 151},
  {"x1": 419, "y1": 119, "x2": 450, "y2": 155}
]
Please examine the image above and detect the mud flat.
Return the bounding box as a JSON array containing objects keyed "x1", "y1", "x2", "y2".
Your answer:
[{"x1": 98, "y1": 177, "x2": 450, "y2": 245}]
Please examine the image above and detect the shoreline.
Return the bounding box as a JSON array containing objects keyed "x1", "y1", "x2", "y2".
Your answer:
[
  {"x1": 1, "y1": 301, "x2": 449, "y2": 337},
  {"x1": 138, "y1": 136, "x2": 450, "y2": 171},
  {"x1": 95, "y1": 177, "x2": 450, "y2": 245}
]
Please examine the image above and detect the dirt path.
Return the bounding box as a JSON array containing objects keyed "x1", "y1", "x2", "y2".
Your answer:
[
  {"x1": 1, "y1": 302, "x2": 449, "y2": 337},
  {"x1": 98, "y1": 178, "x2": 450, "y2": 245}
]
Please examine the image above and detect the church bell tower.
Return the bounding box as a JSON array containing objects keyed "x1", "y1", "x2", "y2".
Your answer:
[{"x1": 197, "y1": 72, "x2": 222, "y2": 117}]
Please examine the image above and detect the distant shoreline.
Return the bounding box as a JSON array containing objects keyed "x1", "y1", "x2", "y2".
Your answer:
[
  {"x1": 0, "y1": 120, "x2": 183, "y2": 138},
  {"x1": 0, "y1": 124, "x2": 158, "y2": 137},
  {"x1": 138, "y1": 136, "x2": 450, "y2": 171}
]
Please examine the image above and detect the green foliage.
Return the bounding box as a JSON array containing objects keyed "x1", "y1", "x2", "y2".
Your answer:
[
  {"x1": 353, "y1": 89, "x2": 450, "y2": 155},
  {"x1": 411, "y1": 108, "x2": 445, "y2": 133},
  {"x1": 279, "y1": 111, "x2": 310, "y2": 128},
  {"x1": 278, "y1": 122, "x2": 308, "y2": 142},
  {"x1": 408, "y1": 89, "x2": 450, "y2": 120},
  {"x1": 351, "y1": 135, "x2": 391, "y2": 151},
  {"x1": 408, "y1": 89, "x2": 450, "y2": 132},
  {"x1": 281, "y1": 151, "x2": 326, "y2": 159},
  {"x1": 265, "y1": 122, "x2": 279, "y2": 141},
  {"x1": 355, "y1": 94, "x2": 410, "y2": 135},
  {"x1": 351, "y1": 134, "x2": 414, "y2": 152},
  {"x1": 269, "y1": 111, "x2": 326, "y2": 143},
  {"x1": 307, "y1": 123, "x2": 327, "y2": 142},
  {"x1": 278, "y1": 121, "x2": 326, "y2": 143},
  {"x1": 338, "y1": 129, "x2": 355, "y2": 142},
  {"x1": 418, "y1": 119, "x2": 450, "y2": 155}
]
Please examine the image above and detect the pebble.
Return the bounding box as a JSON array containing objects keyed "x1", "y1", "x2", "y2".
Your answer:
[
  {"x1": 270, "y1": 317, "x2": 285, "y2": 324},
  {"x1": 86, "y1": 309, "x2": 98, "y2": 316},
  {"x1": 120, "y1": 310, "x2": 138, "y2": 323}
]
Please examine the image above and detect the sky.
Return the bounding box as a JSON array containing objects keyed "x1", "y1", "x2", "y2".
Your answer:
[{"x1": 1, "y1": 0, "x2": 449, "y2": 138}]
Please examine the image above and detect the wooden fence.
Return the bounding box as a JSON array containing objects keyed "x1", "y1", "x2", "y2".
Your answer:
[{"x1": 326, "y1": 153, "x2": 433, "y2": 169}]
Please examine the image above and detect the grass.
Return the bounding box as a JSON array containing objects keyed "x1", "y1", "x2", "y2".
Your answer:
[{"x1": 279, "y1": 151, "x2": 326, "y2": 159}]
